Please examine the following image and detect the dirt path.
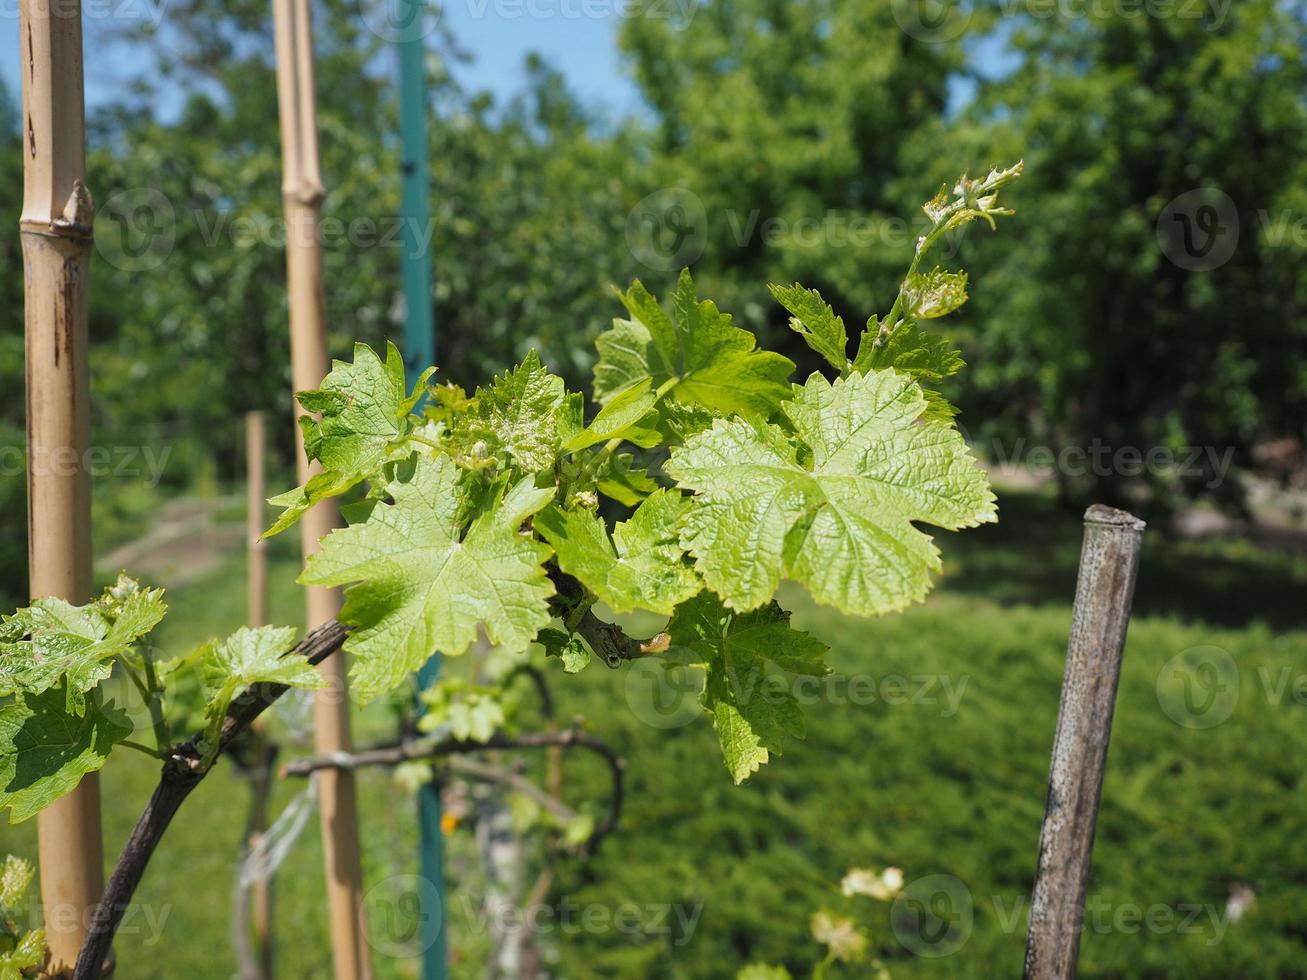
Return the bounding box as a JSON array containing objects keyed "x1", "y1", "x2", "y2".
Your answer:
[{"x1": 97, "y1": 495, "x2": 248, "y2": 588}]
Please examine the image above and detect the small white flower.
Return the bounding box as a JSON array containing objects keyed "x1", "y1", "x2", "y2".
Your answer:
[
  {"x1": 841, "y1": 866, "x2": 904, "y2": 901},
  {"x1": 811, "y1": 910, "x2": 867, "y2": 962}
]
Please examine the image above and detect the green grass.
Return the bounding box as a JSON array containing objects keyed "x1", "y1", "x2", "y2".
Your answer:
[{"x1": 4, "y1": 489, "x2": 1306, "y2": 978}]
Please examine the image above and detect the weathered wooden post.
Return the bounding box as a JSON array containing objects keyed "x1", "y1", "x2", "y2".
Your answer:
[
  {"x1": 240, "y1": 409, "x2": 275, "y2": 980},
  {"x1": 270, "y1": 0, "x2": 372, "y2": 975},
  {"x1": 17, "y1": 0, "x2": 106, "y2": 972},
  {"x1": 1023, "y1": 504, "x2": 1145, "y2": 980},
  {"x1": 246, "y1": 410, "x2": 268, "y2": 630}
]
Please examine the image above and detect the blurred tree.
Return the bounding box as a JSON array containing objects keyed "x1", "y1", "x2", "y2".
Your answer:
[
  {"x1": 929, "y1": 0, "x2": 1307, "y2": 508},
  {"x1": 618, "y1": 0, "x2": 968, "y2": 378},
  {"x1": 0, "y1": 77, "x2": 26, "y2": 606},
  {"x1": 78, "y1": 0, "x2": 645, "y2": 485}
]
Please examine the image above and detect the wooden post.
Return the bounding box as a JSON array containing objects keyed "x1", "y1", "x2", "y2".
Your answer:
[
  {"x1": 18, "y1": 0, "x2": 106, "y2": 973},
  {"x1": 1023, "y1": 505, "x2": 1145, "y2": 980},
  {"x1": 270, "y1": 1, "x2": 372, "y2": 976},
  {"x1": 243, "y1": 410, "x2": 274, "y2": 979},
  {"x1": 246, "y1": 411, "x2": 268, "y2": 629}
]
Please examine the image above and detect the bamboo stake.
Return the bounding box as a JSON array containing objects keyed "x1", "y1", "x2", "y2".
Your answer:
[
  {"x1": 18, "y1": 0, "x2": 106, "y2": 973},
  {"x1": 242, "y1": 410, "x2": 274, "y2": 979},
  {"x1": 270, "y1": 1, "x2": 372, "y2": 976},
  {"x1": 1023, "y1": 505, "x2": 1145, "y2": 980},
  {"x1": 246, "y1": 411, "x2": 268, "y2": 629}
]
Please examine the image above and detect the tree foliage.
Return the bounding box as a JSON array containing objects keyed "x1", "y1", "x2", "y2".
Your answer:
[{"x1": 0, "y1": 168, "x2": 1019, "y2": 815}]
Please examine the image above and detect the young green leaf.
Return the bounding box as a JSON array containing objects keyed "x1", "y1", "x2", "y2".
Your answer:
[
  {"x1": 535, "y1": 490, "x2": 701, "y2": 615},
  {"x1": 447, "y1": 350, "x2": 568, "y2": 474},
  {"x1": 301, "y1": 455, "x2": 555, "y2": 701},
  {"x1": 0, "y1": 688, "x2": 132, "y2": 823},
  {"x1": 0, "y1": 855, "x2": 44, "y2": 977},
  {"x1": 665, "y1": 370, "x2": 995, "y2": 616},
  {"x1": 0, "y1": 925, "x2": 47, "y2": 978},
  {"x1": 851, "y1": 321, "x2": 966, "y2": 422},
  {"x1": 192, "y1": 625, "x2": 324, "y2": 765},
  {"x1": 0, "y1": 856, "x2": 33, "y2": 914},
  {"x1": 853, "y1": 321, "x2": 965, "y2": 383},
  {"x1": 266, "y1": 341, "x2": 433, "y2": 537},
  {"x1": 418, "y1": 678, "x2": 505, "y2": 742},
  {"x1": 0, "y1": 584, "x2": 166, "y2": 715},
  {"x1": 768, "y1": 282, "x2": 849, "y2": 371},
  {"x1": 593, "y1": 270, "x2": 794, "y2": 429},
  {"x1": 667, "y1": 593, "x2": 828, "y2": 783},
  {"x1": 537, "y1": 628, "x2": 591, "y2": 673},
  {"x1": 900, "y1": 267, "x2": 968, "y2": 320},
  {"x1": 595, "y1": 452, "x2": 661, "y2": 506},
  {"x1": 564, "y1": 377, "x2": 660, "y2": 452}
]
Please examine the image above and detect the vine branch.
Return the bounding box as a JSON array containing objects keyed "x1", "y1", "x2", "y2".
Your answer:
[
  {"x1": 71, "y1": 619, "x2": 350, "y2": 980},
  {"x1": 549, "y1": 569, "x2": 669, "y2": 667},
  {"x1": 280, "y1": 725, "x2": 625, "y2": 857},
  {"x1": 72, "y1": 587, "x2": 650, "y2": 977}
]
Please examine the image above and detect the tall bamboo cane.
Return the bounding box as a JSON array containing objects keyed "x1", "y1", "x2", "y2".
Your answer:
[
  {"x1": 270, "y1": 1, "x2": 372, "y2": 976},
  {"x1": 241, "y1": 410, "x2": 275, "y2": 980},
  {"x1": 246, "y1": 411, "x2": 268, "y2": 630},
  {"x1": 18, "y1": 0, "x2": 106, "y2": 973}
]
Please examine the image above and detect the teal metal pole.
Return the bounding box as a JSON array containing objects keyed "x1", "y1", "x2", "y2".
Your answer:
[{"x1": 394, "y1": 1, "x2": 444, "y2": 975}]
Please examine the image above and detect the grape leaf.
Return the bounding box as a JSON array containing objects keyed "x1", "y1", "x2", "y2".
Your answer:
[
  {"x1": 0, "y1": 925, "x2": 45, "y2": 977},
  {"x1": 0, "y1": 688, "x2": 132, "y2": 823},
  {"x1": 537, "y1": 628, "x2": 591, "y2": 673},
  {"x1": 193, "y1": 625, "x2": 325, "y2": 760},
  {"x1": 266, "y1": 341, "x2": 433, "y2": 537},
  {"x1": 596, "y1": 452, "x2": 660, "y2": 506},
  {"x1": 852, "y1": 321, "x2": 966, "y2": 422},
  {"x1": 0, "y1": 858, "x2": 44, "y2": 980},
  {"x1": 666, "y1": 593, "x2": 828, "y2": 783},
  {"x1": 902, "y1": 267, "x2": 968, "y2": 321},
  {"x1": 199, "y1": 625, "x2": 323, "y2": 696},
  {"x1": 0, "y1": 585, "x2": 166, "y2": 715},
  {"x1": 535, "y1": 490, "x2": 701, "y2": 615},
  {"x1": 301, "y1": 454, "x2": 555, "y2": 701},
  {"x1": 665, "y1": 370, "x2": 995, "y2": 616},
  {"x1": 854, "y1": 321, "x2": 965, "y2": 383},
  {"x1": 0, "y1": 856, "x2": 33, "y2": 913},
  {"x1": 564, "y1": 378, "x2": 660, "y2": 452},
  {"x1": 447, "y1": 350, "x2": 567, "y2": 474},
  {"x1": 768, "y1": 282, "x2": 849, "y2": 371},
  {"x1": 593, "y1": 270, "x2": 794, "y2": 427},
  {"x1": 418, "y1": 679, "x2": 505, "y2": 742}
]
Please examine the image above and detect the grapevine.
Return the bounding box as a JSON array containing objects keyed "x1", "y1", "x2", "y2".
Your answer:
[{"x1": 0, "y1": 162, "x2": 1020, "y2": 973}]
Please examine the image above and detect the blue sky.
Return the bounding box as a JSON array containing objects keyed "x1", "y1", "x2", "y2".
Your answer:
[{"x1": 0, "y1": 1, "x2": 645, "y2": 122}]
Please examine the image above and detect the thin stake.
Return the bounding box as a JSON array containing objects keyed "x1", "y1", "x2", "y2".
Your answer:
[
  {"x1": 246, "y1": 411, "x2": 268, "y2": 629},
  {"x1": 243, "y1": 410, "x2": 274, "y2": 979},
  {"x1": 270, "y1": 0, "x2": 372, "y2": 975},
  {"x1": 1023, "y1": 504, "x2": 1145, "y2": 980},
  {"x1": 393, "y1": 2, "x2": 446, "y2": 971},
  {"x1": 18, "y1": 0, "x2": 105, "y2": 972}
]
